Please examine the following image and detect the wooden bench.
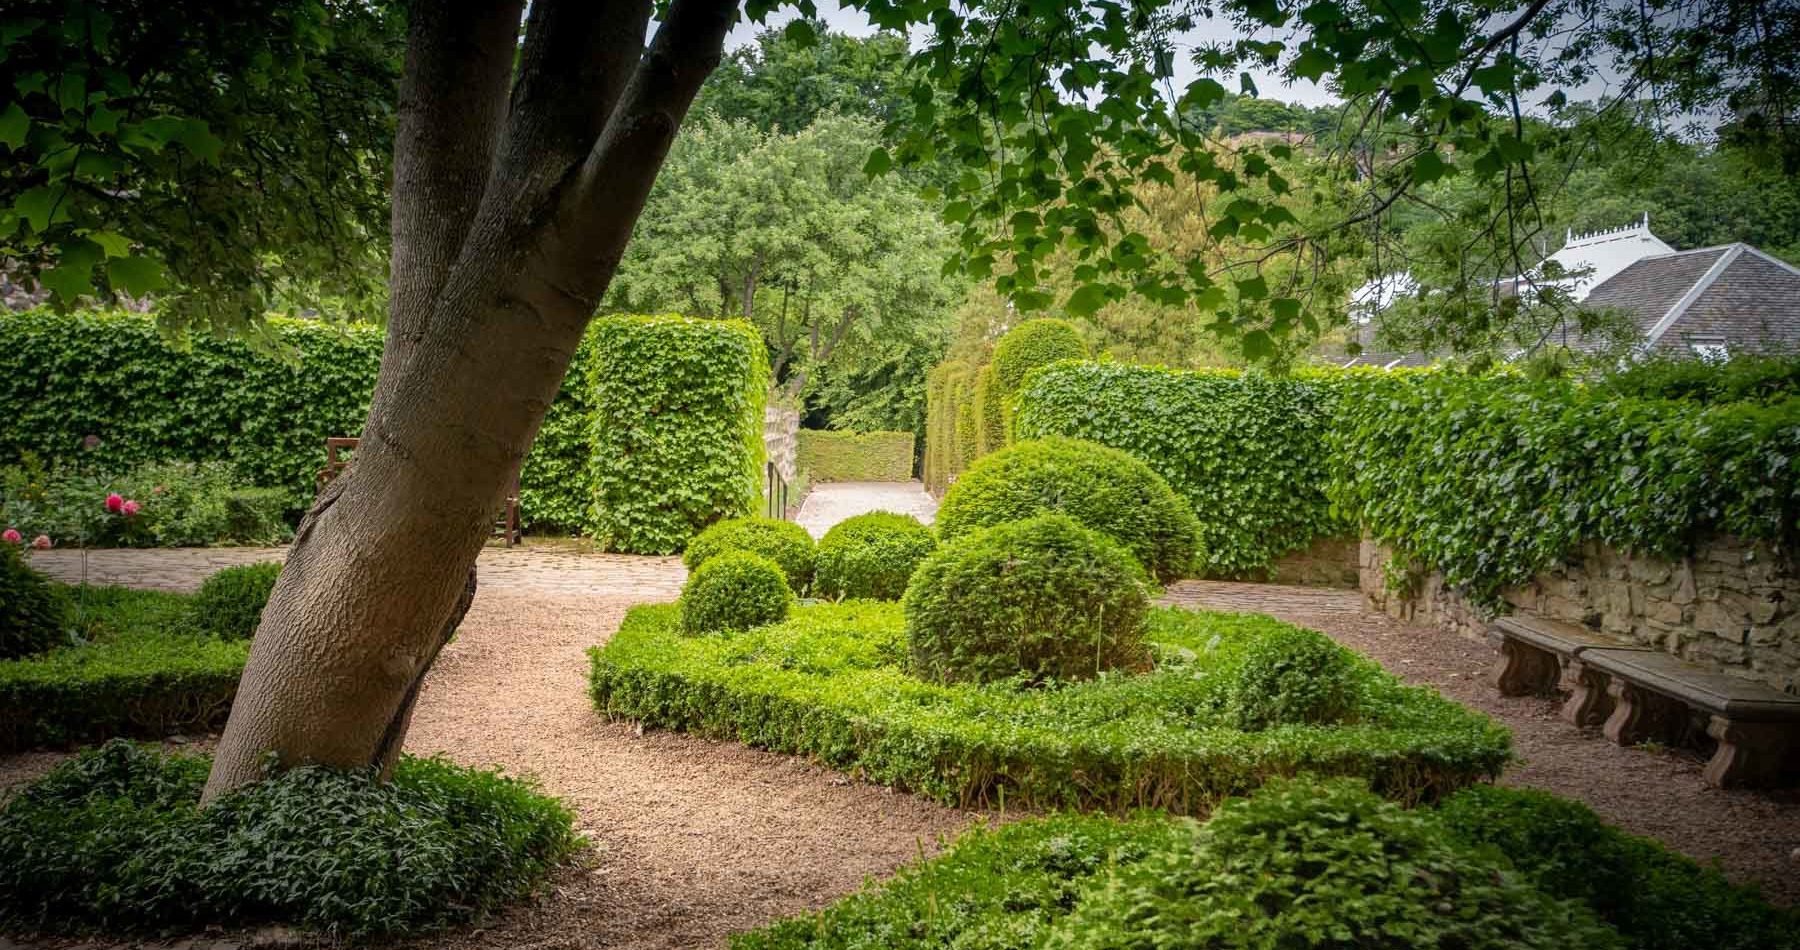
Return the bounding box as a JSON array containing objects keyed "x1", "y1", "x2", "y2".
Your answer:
[
  {"x1": 1578, "y1": 648, "x2": 1800, "y2": 788},
  {"x1": 1488, "y1": 615, "x2": 1652, "y2": 727}
]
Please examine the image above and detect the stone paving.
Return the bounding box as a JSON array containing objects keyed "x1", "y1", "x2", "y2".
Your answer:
[
  {"x1": 794, "y1": 480, "x2": 938, "y2": 539},
  {"x1": 25, "y1": 542, "x2": 687, "y2": 599}
]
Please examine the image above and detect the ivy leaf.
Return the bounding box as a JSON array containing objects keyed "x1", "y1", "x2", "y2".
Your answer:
[
  {"x1": 109, "y1": 254, "x2": 167, "y2": 296},
  {"x1": 0, "y1": 101, "x2": 27, "y2": 150}
]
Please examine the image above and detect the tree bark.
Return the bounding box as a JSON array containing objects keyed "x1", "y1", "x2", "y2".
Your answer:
[{"x1": 203, "y1": 0, "x2": 734, "y2": 802}]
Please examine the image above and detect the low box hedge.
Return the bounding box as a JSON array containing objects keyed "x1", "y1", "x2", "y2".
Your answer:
[
  {"x1": 588, "y1": 602, "x2": 1510, "y2": 811},
  {"x1": 0, "y1": 585, "x2": 247, "y2": 751}
]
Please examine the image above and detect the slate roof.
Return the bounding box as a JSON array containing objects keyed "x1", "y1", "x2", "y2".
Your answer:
[{"x1": 1558, "y1": 244, "x2": 1800, "y2": 355}]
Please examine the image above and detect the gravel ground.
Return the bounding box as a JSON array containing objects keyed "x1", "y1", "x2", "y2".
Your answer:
[{"x1": 793, "y1": 481, "x2": 938, "y2": 539}]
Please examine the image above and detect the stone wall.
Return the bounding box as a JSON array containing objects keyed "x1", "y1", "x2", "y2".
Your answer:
[
  {"x1": 1228, "y1": 536, "x2": 1360, "y2": 588},
  {"x1": 764, "y1": 394, "x2": 799, "y2": 483},
  {"x1": 1360, "y1": 537, "x2": 1800, "y2": 695}
]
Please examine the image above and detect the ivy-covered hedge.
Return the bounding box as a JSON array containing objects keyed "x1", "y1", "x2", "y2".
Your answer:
[
  {"x1": 0, "y1": 311, "x2": 768, "y2": 548},
  {"x1": 1331, "y1": 373, "x2": 1800, "y2": 606},
  {"x1": 0, "y1": 310, "x2": 380, "y2": 508},
  {"x1": 1014, "y1": 361, "x2": 1352, "y2": 577},
  {"x1": 585, "y1": 315, "x2": 768, "y2": 554},
  {"x1": 591, "y1": 601, "x2": 1510, "y2": 811},
  {"x1": 796, "y1": 429, "x2": 914, "y2": 483}
]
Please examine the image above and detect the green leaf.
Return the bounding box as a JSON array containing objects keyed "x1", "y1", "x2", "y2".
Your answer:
[
  {"x1": 1235, "y1": 275, "x2": 1269, "y2": 300},
  {"x1": 781, "y1": 18, "x2": 818, "y2": 48},
  {"x1": 862, "y1": 146, "x2": 892, "y2": 176},
  {"x1": 175, "y1": 118, "x2": 224, "y2": 165},
  {"x1": 1411, "y1": 150, "x2": 1450, "y2": 184},
  {"x1": 1242, "y1": 329, "x2": 1275, "y2": 359},
  {"x1": 1065, "y1": 282, "x2": 1110, "y2": 317},
  {"x1": 13, "y1": 184, "x2": 70, "y2": 231},
  {"x1": 108, "y1": 254, "x2": 168, "y2": 296},
  {"x1": 40, "y1": 262, "x2": 94, "y2": 304},
  {"x1": 88, "y1": 231, "x2": 132, "y2": 257},
  {"x1": 0, "y1": 100, "x2": 28, "y2": 150}
]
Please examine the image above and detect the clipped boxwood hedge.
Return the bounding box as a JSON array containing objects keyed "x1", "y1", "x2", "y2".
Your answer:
[
  {"x1": 590, "y1": 602, "x2": 1510, "y2": 811},
  {"x1": 586, "y1": 315, "x2": 768, "y2": 554},
  {"x1": 935, "y1": 437, "x2": 1201, "y2": 581},
  {"x1": 991, "y1": 318, "x2": 1087, "y2": 394},
  {"x1": 1, "y1": 543, "x2": 67, "y2": 659},
  {"x1": 0, "y1": 740, "x2": 582, "y2": 939},
  {"x1": 684, "y1": 516, "x2": 816, "y2": 591},
  {"x1": 680, "y1": 550, "x2": 794, "y2": 634},
  {"x1": 189, "y1": 561, "x2": 282, "y2": 640},
  {"x1": 0, "y1": 584, "x2": 247, "y2": 751},
  {"x1": 796, "y1": 429, "x2": 915, "y2": 483}
]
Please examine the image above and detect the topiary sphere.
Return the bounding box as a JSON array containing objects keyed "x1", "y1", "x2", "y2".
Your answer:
[
  {"x1": 683, "y1": 517, "x2": 815, "y2": 593},
  {"x1": 190, "y1": 561, "x2": 282, "y2": 640},
  {"x1": 991, "y1": 318, "x2": 1087, "y2": 394},
  {"x1": 814, "y1": 512, "x2": 937, "y2": 601},
  {"x1": 680, "y1": 550, "x2": 794, "y2": 634},
  {"x1": 903, "y1": 514, "x2": 1150, "y2": 685},
  {"x1": 935, "y1": 437, "x2": 1200, "y2": 582},
  {"x1": 0, "y1": 543, "x2": 68, "y2": 659},
  {"x1": 1229, "y1": 625, "x2": 1360, "y2": 730}
]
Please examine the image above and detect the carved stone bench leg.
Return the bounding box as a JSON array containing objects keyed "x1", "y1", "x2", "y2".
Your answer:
[
  {"x1": 1703, "y1": 716, "x2": 1792, "y2": 788},
  {"x1": 1492, "y1": 637, "x2": 1560, "y2": 696},
  {"x1": 1602, "y1": 679, "x2": 1684, "y2": 747},
  {"x1": 1559, "y1": 658, "x2": 1612, "y2": 728}
]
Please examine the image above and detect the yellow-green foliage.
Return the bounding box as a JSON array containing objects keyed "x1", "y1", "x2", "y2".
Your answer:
[
  {"x1": 991, "y1": 318, "x2": 1087, "y2": 393},
  {"x1": 585, "y1": 316, "x2": 768, "y2": 555},
  {"x1": 972, "y1": 363, "x2": 1005, "y2": 454},
  {"x1": 796, "y1": 430, "x2": 914, "y2": 483}
]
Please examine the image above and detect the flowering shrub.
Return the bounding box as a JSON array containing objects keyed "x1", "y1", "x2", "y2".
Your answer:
[
  {"x1": 0, "y1": 459, "x2": 290, "y2": 548},
  {"x1": 0, "y1": 528, "x2": 18, "y2": 544}
]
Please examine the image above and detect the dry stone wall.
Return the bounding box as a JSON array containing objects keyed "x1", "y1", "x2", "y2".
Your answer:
[{"x1": 1360, "y1": 537, "x2": 1800, "y2": 695}]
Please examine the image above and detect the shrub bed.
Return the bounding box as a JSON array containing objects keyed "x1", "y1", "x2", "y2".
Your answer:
[
  {"x1": 734, "y1": 778, "x2": 1644, "y2": 950},
  {"x1": 2, "y1": 460, "x2": 291, "y2": 547},
  {"x1": 1, "y1": 543, "x2": 67, "y2": 659},
  {"x1": 796, "y1": 430, "x2": 915, "y2": 483},
  {"x1": 904, "y1": 515, "x2": 1150, "y2": 685},
  {"x1": 935, "y1": 438, "x2": 1200, "y2": 581},
  {"x1": 590, "y1": 602, "x2": 1510, "y2": 811},
  {"x1": 0, "y1": 584, "x2": 247, "y2": 751},
  {"x1": 0, "y1": 740, "x2": 582, "y2": 939},
  {"x1": 813, "y1": 512, "x2": 935, "y2": 601},
  {"x1": 585, "y1": 315, "x2": 768, "y2": 554}
]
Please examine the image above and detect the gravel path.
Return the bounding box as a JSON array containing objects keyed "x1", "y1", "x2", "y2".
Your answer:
[
  {"x1": 3, "y1": 550, "x2": 1795, "y2": 950},
  {"x1": 794, "y1": 481, "x2": 937, "y2": 539}
]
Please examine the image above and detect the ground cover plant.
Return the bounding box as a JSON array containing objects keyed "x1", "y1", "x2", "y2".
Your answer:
[
  {"x1": 590, "y1": 602, "x2": 1510, "y2": 811},
  {"x1": 0, "y1": 582, "x2": 247, "y2": 750},
  {"x1": 0, "y1": 740, "x2": 582, "y2": 939},
  {"x1": 935, "y1": 438, "x2": 1201, "y2": 582},
  {"x1": 734, "y1": 778, "x2": 1632, "y2": 950},
  {"x1": 813, "y1": 512, "x2": 936, "y2": 601}
]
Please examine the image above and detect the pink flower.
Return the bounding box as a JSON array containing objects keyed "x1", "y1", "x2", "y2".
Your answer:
[
  {"x1": 1, "y1": 528, "x2": 19, "y2": 544},
  {"x1": 105, "y1": 493, "x2": 124, "y2": 513},
  {"x1": 122, "y1": 499, "x2": 141, "y2": 516},
  {"x1": 30, "y1": 535, "x2": 50, "y2": 550}
]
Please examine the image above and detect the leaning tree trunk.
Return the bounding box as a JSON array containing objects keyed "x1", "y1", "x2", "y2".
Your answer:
[{"x1": 203, "y1": 0, "x2": 734, "y2": 802}]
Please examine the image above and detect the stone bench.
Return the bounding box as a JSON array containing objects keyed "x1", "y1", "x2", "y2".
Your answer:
[
  {"x1": 1578, "y1": 648, "x2": 1800, "y2": 788},
  {"x1": 1488, "y1": 615, "x2": 1652, "y2": 727}
]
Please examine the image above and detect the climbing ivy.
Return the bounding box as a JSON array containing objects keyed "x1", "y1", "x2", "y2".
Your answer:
[
  {"x1": 1329, "y1": 373, "x2": 1800, "y2": 606},
  {"x1": 584, "y1": 315, "x2": 768, "y2": 555}
]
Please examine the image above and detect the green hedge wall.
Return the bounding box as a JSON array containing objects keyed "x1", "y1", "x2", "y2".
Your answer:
[
  {"x1": 0, "y1": 310, "x2": 381, "y2": 508},
  {"x1": 585, "y1": 315, "x2": 768, "y2": 555},
  {"x1": 1015, "y1": 361, "x2": 1351, "y2": 577},
  {"x1": 1331, "y1": 374, "x2": 1800, "y2": 606},
  {"x1": 1010, "y1": 359, "x2": 1800, "y2": 596},
  {"x1": 796, "y1": 429, "x2": 915, "y2": 483}
]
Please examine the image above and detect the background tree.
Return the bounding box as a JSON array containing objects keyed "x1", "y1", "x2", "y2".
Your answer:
[
  {"x1": 694, "y1": 20, "x2": 914, "y2": 132},
  {"x1": 607, "y1": 112, "x2": 960, "y2": 418}
]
